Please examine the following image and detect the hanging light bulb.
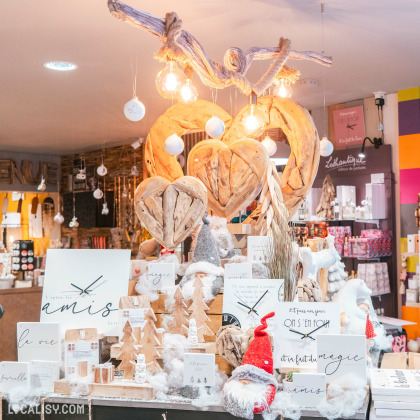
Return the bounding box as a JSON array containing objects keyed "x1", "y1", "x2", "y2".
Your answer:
[
  {"x1": 54, "y1": 212, "x2": 64, "y2": 224},
  {"x1": 320, "y1": 136, "x2": 334, "y2": 157},
  {"x1": 241, "y1": 105, "x2": 265, "y2": 136},
  {"x1": 155, "y1": 61, "x2": 185, "y2": 99},
  {"x1": 164, "y1": 133, "x2": 184, "y2": 155},
  {"x1": 261, "y1": 135, "x2": 277, "y2": 157},
  {"x1": 273, "y1": 79, "x2": 293, "y2": 98},
  {"x1": 178, "y1": 79, "x2": 198, "y2": 103}
]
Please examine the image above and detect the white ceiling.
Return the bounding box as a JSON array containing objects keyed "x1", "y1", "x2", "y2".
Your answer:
[{"x1": 1, "y1": 0, "x2": 420, "y2": 154}]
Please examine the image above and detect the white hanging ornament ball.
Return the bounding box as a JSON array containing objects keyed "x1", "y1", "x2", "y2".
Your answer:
[
  {"x1": 97, "y1": 164, "x2": 107, "y2": 176},
  {"x1": 320, "y1": 136, "x2": 334, "y2": 157},
  {"x1": 124, "y1": 97, "x2": 146, "y2": 122},
  {"x1": 164, "y1": 134, "x2": 184, "y2": 155},
  {"x1": 93, "y1": 188, "x2": 104, "y2": 199},
  {"x1": 69, "y1": 217, "x2": 79, "y2": 228},
  {"x1": 261, "y1": 136, "x2": 277, "y2": 157},
  {"x1": 53, "y1": 212, "x2": 64, "y2": 224},
  {"x1": 205, "y1": 116, "x2": 225, "y2": 138}
]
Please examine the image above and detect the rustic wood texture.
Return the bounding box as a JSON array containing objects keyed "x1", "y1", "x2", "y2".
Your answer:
[
  {"x1": 134, "y1": 175, "x2": 207, "y2": 250},
  {"x1": 116, "y1": 321, "x2": 138, "y2": 380},
  {"x1": 169, "y1": 287, "x2": 189, "y2": 336},
  {"x1": 144, "y1": 100, "x2": 232, "y2": 181},
  {"x1": 78, "y1": 361, "x2": 88, "y2": 377},
  {"x1": 0, "y1": 287, "x2": 43, "y2": 361},
  {"x1": 188, "y1": 138, "x2": 268, "y2": 219},
  {"x1": 139, "y1": 308, "x2": 161, "y2": 371},
  {"x1": 54, "y1": 378, "x2": 156, "y2": 399}
]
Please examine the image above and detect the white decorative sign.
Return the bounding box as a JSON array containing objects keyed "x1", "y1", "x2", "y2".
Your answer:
[
  {"x1": 291, "y1": 373, "x2": 327, "y2": 408},
  {"x1": 183, "y1": 353, "x2": 215, "y2": 386},
  {"x1": 17, "y1": 322, "x2": 61, "y2": 362},
  {"x1": 247, "y1": 236, "x2": 273, "y2": 263},
  {"x1": 223, "y1": 278, "x2": 283, "y2": 331},
  {"x1": 224, "y1": 263, "x2": 253, "y2": 280},
  {"x1": 317, "y1": 334, "x2": 367, "y2": 384},
  {"x1": 40, "y1": 249, "x2": 131, "y2": 336},
  {"x1": 370, "y1": 369, "x2": 420, "y2": 397},
  {"x1": 0, "y1": 362, "x2": 29, "y2": 393},
  {"x1": 30, "y1": 361, "x2": 60, "y2": 393},
  {"x1": 274, "y1": 303, "x2": 341, "y2": 369},
  {"x1": 148, "y1": 263, "x2": 175, "y2": 290}
]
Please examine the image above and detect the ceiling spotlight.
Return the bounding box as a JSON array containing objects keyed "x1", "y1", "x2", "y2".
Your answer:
[
  {"x1": 43, "y1": 61, "x2": 78, "y2": 71},
  {"x1": 359, "y1": 136, "x2": 383, "y2": 158}
]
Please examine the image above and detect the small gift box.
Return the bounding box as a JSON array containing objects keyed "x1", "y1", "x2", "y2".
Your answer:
[{"x1": 94, "y1": 363, "x2": 115, "y2": 384}]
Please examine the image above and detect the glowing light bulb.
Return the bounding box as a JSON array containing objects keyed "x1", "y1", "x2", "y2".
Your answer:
[
  {"x1": 242, "y1": 105, "x2": 265, "y2": 135},
  {"x1": 155, "y1": 61, "x2": 185, "y2": 99},
  {"x1": 178, "y1": 79, "x2": 198, "y2": 103},
  {"x1": 274, "y1": 79, "x2": 293, "y2": 98}
]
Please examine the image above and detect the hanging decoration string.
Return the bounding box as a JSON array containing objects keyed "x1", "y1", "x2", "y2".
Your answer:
[{"x1": 321, "y1": 2, "x2": 327, "y2": 138}]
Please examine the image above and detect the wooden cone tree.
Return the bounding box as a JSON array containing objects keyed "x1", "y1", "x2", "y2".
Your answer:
[
  {"x1": 316, "y1": 174, "x2": 335, "y2": 220},
  {"x1": 188, "y1": 275, "x2": 215, "y2": 342},
  {"x1": 116, "y1": 320, "x2": 138, "y2": 380},
  {"x1": 139, "y1": 308, "x2": 162, "y2": 371},
  {"x1": 169, "y1": 286, "x2": 189, "y2": 336}
]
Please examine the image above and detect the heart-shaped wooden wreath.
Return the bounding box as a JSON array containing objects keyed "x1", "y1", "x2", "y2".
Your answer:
[
  {"x1": 144, "y1": 96, "x2": 319, "y2": 219},
  {"x1": 134, "y1": 176, "x2": 207, "y2": 250},
  {"x1": 187, "y1": 138, "x2": 268, "y2": 220}
]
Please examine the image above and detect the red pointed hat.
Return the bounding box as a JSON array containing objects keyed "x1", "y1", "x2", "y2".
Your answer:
[
  {"x1": 242, "y1": 312, "x2": 275, "y2": 375},
  {"x1": 365, "y1": 314, "x2": 376, "y2": 339}
]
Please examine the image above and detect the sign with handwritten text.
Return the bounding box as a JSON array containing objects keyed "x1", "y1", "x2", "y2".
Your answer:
[
  {"x1": 183, "y1": 353, "x2": 215, "y2": 386},
  {"x1": 274, "y1": 303, "x2": 341, "y2": 369},
  {"x1": 0, "y1": 362, "x2": 29, "y2": 393},
  {"x1": 17, "y1": 322, "x2": 61, "y2": 362},
  {"x1": 247, "y1": 236, "x2": 273, "y2": 263},
  {"x1": 40, "y1": 249, "x2": 130, "y2": 336},
  {"x1": 317, "y1": 334, "x2": 367, "y2": 384},
  {"x1": 291, "y1": 373, "x2": 327, "y2": 408},
  {"x1": 333, "y1": 105, "x2": 365, "y2": 148},
  {"x1": 224, "y1": 263, "x2": 253, "y2": 280},
  {"x1": 148, "y1": 263, "x2": 175, "y2": 290}
]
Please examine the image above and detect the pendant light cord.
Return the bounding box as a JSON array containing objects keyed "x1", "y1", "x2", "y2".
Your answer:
[{"x1": 321, "y1": 3, "x2": 327, "y2": 138}]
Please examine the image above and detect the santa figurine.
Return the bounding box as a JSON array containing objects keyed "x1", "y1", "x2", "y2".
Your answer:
[{"x1": 222, "y1": 312, "x2": 277, "y2": 419}]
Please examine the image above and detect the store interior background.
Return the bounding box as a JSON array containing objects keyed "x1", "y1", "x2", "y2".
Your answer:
[{"x1": 1, "y1": 0, "x2": 420, "y2": 345}]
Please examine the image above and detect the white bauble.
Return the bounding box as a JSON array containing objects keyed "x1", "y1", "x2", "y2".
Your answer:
[
  {"x1": 205, "y1": 116, "x2": 225, "y2": 138},
  {"x1": 69, "y1": 217, "x2": 79, "y2": 228},
  {"x1": 124, "y1": 97, "x2": 146, "y2": 122},
  {"x1": 164, "y1": 134, "x2": 184, "y2": 155},
  {"x1": 407, "y1": 339, "x2": 420, "y2": 353},
  {"x1": 102, "y1": 203, "x2": 109, "y2": 215},
  {"x1": 97, "y1": 164, "x2": 107, "y2": 176},
  {"x1": 93, "y1": 188, "x2": 103, "y2": 199},
  {"x1": 130, "y1": 165, "x2": 140, "y2": 176},
  {"x1": 54, "y1": 212, "x2": 64, "y2": 224},
  {"x1": 261, "y1": 137, "x2": 277, "y2": 157},
  {"x1": 320, "y1": 136, "x2": 334, "y2": 157}
]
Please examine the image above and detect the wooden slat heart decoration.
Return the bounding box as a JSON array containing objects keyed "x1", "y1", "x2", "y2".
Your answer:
[
  {"x1": 187, "y1": 138, "x2": 268, "y2": 220},
  {"x1": 134, "y1": 176, "x2": 207, "y2": 250}
]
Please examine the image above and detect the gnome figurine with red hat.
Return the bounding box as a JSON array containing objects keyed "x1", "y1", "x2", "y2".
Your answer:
[
  {"x1": 365, "y1": 314, "x2": 376, "y2": 368},
  {"x1": 222, "y1": 312, "x2": 277, "y2": 419}
]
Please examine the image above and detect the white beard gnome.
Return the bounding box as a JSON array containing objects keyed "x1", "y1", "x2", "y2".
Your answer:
[{"x1": 222, "y1": 312, "x2": 277, "y2": 419}]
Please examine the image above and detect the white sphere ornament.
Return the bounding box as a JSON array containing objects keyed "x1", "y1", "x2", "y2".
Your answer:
[
  {"x1": 261, "y1": 136, "x2": 277, "y2": 157},
  {"x1": 407, "y1": 339, "x2": 420, "y2": 353},
  {"x1": 205, "y1": 116, "x2": 225, "y2": 138},
  {"x1": 53, "y1": 212, "x2": 64, "y2": 224},
  {"x1": 320, "y1": 136, "x2": 334, "y2": 157},
  {"x1": 164, "y1": 134, "x2": 184, "y2": 155},
  {"x1": 97, "y1": 164, "x2": 107, "y2": 176},
  {"x1": 124, "y1": 97, "x2": 146, "y2": 122},
  {"x1": 93, "y1": 188, "x2": 104, "y2": 199}
]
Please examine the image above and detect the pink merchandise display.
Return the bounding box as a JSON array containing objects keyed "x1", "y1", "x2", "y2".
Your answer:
[
  {"x1": 358, "y1": 262, "x2": 391, "y2": 295},
  {"x1": 327, "y1": 226, "x2": 352, "y2": 256}
]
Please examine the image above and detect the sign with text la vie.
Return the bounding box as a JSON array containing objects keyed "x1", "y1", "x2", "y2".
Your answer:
[
  {"x1": 317, "y1": 334, "x2": 367, "y2": 385},
  {"x1": 183, "y1": 353, "x2": 215, "y2": 387},
  {"x1": 17, "y1": 322, "x2": 61, "y2": 362},
  {"x1": 40, "y1": 249, "x2": 131, "y2": 336},
  {"x1": 0, "y1": 362, "x2": 30, "y2": 393},
  {"x1": 147, "y1": 263, "x2": 175, "y2": 290}
]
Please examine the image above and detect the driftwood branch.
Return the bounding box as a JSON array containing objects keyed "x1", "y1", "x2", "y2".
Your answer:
[{"x1": 108, "y1": 0, "x2": 332, "y2": 96}]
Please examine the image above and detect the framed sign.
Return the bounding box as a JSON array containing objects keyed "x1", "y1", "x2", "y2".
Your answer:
[
  {"x1": 333, "y1": 106, "x2": 366, "y2": 148},
  {"x1": 292, "y1": 373, "x2": 327, "y2": 408},
  {"x1": 40, "y1": 249, "x2": 131, "y2": 336},
  {"x1": 247, "y1": 236, "x2": 273, "y2": 263},
  {"x1": 224, "y1": 263, "x2": 253, "y2": 280},
  {"x1": 147, "y1": 263, "x2": 175, "y2": 290},
  {"x1": 0, "y1": 362, "x2": 29, "y2": 393},
  {"x1": 183, "y1": 353, "x2": 215, "y2": 386}
]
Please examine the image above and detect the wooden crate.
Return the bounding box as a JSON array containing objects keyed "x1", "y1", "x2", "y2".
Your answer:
[
  {"x1": 0, "y1": 159, "x2": 14, "y2": 184},
  {"x1": 54, "y1": 379, "x2": 156, "y2": 399}
]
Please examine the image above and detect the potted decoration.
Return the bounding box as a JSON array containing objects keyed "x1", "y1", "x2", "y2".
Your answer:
[{"x1": 283, "y1": 370, "x2": 298, "y2": 393}]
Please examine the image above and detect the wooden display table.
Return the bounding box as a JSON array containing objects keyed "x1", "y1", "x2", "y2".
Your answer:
[{"x1": 0, "y1": 287, "x2": 43, "y2": 361}]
